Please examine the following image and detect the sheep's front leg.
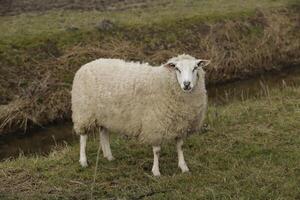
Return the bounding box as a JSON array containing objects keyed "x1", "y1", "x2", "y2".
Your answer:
[
  {"x1": 152, "y1": 146, "x2": 161, "y2": 176},
  {"x1": 79, "y1": 134, "x2": 88, "y2": 167},
  {"x1": 100, "y1": 128, "x2": 114, "y2": 161},
  {"x1": 177, "y1": 138, "x2": 189, "y2": 173}
]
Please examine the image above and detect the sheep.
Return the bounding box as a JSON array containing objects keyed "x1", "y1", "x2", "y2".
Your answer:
[{"x1": 71, "y1": 54, "x2": 210, "y2": 176}]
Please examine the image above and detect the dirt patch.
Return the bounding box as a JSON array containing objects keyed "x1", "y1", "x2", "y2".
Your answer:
[{"x1": 0, "y1": 0, "x2": 171, "y2": 16}]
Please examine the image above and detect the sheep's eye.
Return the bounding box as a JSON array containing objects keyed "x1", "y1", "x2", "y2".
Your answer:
[
  {"x1": 175, "y1": 67, "x2": 181, "y2": 73},
  {"x1": 193, "y1": 66, "x2": 198, "y2": 72},
  {"x1": 168, "y1": 63, "x2": 176, "y2": 68}
]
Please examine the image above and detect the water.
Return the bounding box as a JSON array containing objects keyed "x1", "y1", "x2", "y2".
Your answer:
[
  {"x1": 208, "y1": 67, "x2": 300, "y2": 105},
  {"x1": 0, "y1": 123, "x2": 76, "y2": 160},
  {"x1": 0, "y1": 67, "x2": 299, "y2": 161}
]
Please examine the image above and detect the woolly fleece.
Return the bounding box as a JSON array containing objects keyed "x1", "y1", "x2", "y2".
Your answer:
[{"x1": 71, "y1": 55, "x2": 207, "y2": 145}]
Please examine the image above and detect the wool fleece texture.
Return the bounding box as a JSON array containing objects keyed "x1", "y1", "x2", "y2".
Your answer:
[{"x1": 72, "y1": 55, "x2": 207, "y2": 145}]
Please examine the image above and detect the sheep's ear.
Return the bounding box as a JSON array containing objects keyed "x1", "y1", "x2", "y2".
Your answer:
[
  {"x1": 164, "y1": 62, "x2": 176, "y2": 69},
  {"x1": 197, "y1": 60, "x2": 211, "y2": 68}
]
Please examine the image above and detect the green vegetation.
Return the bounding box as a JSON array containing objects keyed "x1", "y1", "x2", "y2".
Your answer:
[
  {"x1": 1, "y1": 82, "x2": 299, "y2": 199},
  {"x1": 0, "y1": 0, "x2": 298, "y2": 52},
  {"x1": 1, "y1": 1, "x2": 299, "y2": 199},
  {"x1": 0, "y1": 0, "x2": 299, "y2": 134}
]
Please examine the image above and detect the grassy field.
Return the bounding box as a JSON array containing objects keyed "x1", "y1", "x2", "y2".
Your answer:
[
  {"x1": 1, "y1": 1, "x2": 299, "y2": 199},
  {"x1": 1, "y1": 81, "x2": 299, "y2": 199},
  {"x1": 0, "y1": 0, "x2": 297, "y2": 43},
  {"x1": 0, "y1": 0, "x2": 299, "y2": 134}
]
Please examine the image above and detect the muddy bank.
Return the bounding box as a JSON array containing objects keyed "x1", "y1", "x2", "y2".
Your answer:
[{"x1": 0, "y1": 8, "x2": 299, "y2": 135}]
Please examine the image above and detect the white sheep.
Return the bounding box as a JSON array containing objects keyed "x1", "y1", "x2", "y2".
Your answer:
[{"x1": 71, "y1": 54, "x2": 210, "y2": 176}]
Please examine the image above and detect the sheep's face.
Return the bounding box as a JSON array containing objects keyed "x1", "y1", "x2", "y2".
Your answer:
[{"x1": 165, "y1": 58, "x2": 210, "y2": 92}]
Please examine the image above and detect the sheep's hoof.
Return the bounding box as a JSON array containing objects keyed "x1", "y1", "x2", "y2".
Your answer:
[
  {"x1": 179, "y1": 165, "x2": 189, "y2": 173},
  {"x1": 106, "y1": 156, "x2": 115, "y2": 161},
  {"x1": 152, "y1": 169, "x2": 161, "y2": 177},
  {"x1": 79, "y1": 160, "x2": 88, "y2": 168}
]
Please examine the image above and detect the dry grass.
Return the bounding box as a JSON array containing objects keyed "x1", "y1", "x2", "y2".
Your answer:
[{"x1": 0, "y1": 75, "x2": 70, "y2": 134}]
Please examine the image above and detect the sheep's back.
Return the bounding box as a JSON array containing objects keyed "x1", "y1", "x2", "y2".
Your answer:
[{"x1": 73, "y1": 59, "x2": 158, "y2": 136}]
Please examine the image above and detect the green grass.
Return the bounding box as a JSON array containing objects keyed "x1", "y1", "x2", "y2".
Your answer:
[
  {"x1": 0, "y1": 0, "x2": 297, "y2": 51},
  {"x1": 1, "y1": 83, "x2": 299, "y2": 199}
]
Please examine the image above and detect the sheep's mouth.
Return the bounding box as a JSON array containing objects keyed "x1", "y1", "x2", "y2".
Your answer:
[{"x1": 182, "y1": 86, "x2": 193, "y2": 92}]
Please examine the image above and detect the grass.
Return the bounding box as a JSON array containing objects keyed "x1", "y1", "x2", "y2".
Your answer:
[
  {"x1": 0, "y1": 0, "x2": 298, "y2": 51},
  {"x1": 0, "y1": 0, "x2": 299, "y2": 134},
  {"x1": 1, "y1": 1, "x2": 299, "y2": 198},
  {"x1": 1, "y1": 83, "x2": 299, "y2": 199}
]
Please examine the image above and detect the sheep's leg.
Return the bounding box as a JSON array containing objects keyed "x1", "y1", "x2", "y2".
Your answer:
[
  {"x1": 100, "y1": 128, "x2": 114, "y2": 161},
  {"x1": 176, "y1": 138, "x2": 189, "y2": 173},
  {"x1": 152, "y1": 146, "x2": 161, "y2": 176},
  {"x1": 79, "y1": 134, "x2": 88, "y2": 167},
  {"x1": 99, "y1": 128, "x2": 107, "y2": 157}
]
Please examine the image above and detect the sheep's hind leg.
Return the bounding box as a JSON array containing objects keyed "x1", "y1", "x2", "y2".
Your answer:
[
  {"x1": 100, "y1": 128, "x2": 114, "y2": 161},
  {"x1": 152, "y1": 146, "x2": 161, "y2": 176},
  {"x1": 79, "y1": 134, "x2": 88, "y2": 167},
  {"x1": 176, "y1": 138, "x2": 189, "y2": 173}
]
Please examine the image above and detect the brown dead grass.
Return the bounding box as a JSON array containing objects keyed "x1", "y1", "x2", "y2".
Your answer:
[{"x1": 0, "y1": 75, "x2": 70, "y2": 134}]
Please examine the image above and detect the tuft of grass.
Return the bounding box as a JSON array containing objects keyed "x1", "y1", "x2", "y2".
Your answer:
[{"x1": 0, "y1": 83, "x2": 299, "y2": 199}]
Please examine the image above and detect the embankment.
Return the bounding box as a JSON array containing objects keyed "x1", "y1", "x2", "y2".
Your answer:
[{"x1": 0, "y1": 6, "x2": 299, "y2": 135}]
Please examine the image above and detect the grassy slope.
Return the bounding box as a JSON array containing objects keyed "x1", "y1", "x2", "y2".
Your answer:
[
  {"x1": 1, "y1": 83, "x2": 299, "y2": 199},
  {"x1": 0, "y1": 0, "x2": 297, "y2": 52}
]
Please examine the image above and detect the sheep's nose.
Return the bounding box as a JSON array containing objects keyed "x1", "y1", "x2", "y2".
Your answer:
[{"x1": 183, "y1": 81, "x2": 191, "y2": 87}]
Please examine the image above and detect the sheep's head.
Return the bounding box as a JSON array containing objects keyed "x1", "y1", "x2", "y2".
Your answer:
[{"x1": 165, "y1": 54, "x2": 210, "y2": 92}]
